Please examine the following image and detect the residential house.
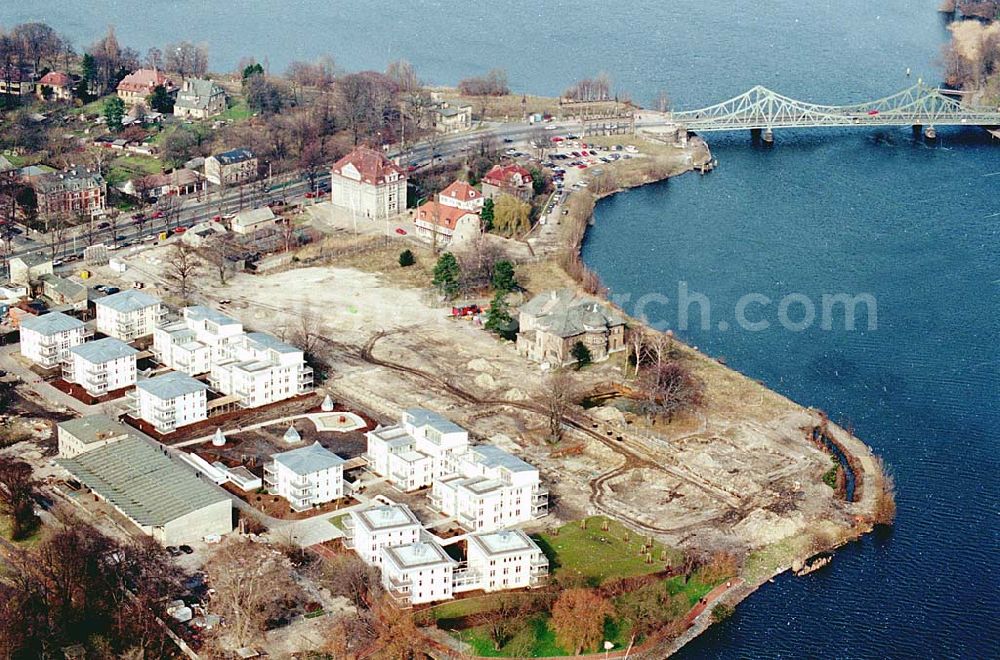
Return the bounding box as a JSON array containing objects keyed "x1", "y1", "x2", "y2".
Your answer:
[
  {"x1": 204, "y1": 148, "x2": 257, "y2": 186},
  {"x1": 430, "y1": 444, "x2": 548, "y2": 532},
  {"x1": 231, "y1": 206, "x2": 275, "y2": 235},
  {"x1": 9, "y1": 253, "x2": 53, "y2": 286},
  {"x1": 330, "y1": 146, "x2": 406, "y2": 219},
  {"x1": 116, "y1": 69, "x2": 177, "y2": 106},
  {"x1": 19, "y1": 311, "x2": 86, "y2": 368},
  {"x1": 39, "y1": 274, "x2": 88, "y2": 310},
  {"x1": 153, "y1": 306, "x2": 244, "y2": 375},
  {"x1": 344, "y1": 503, "x2": 423, "y2": 566},
  {"x1": 37, "y1": 71, "x2": 73, "y2": 101},
  {"x1": 428, "y1": 102, "x2": 472, "y2": 133},
  {"x1": 466, "y1": 530, "x2": 548, "y2": 592},
  {"x1": 63, "y1": 337, "x2": 138, "y2": 396},
  {"x1": 414, "y1": 200, "x2": 481, "y2": 245},
  {"x1": 209, "y1": 332, "x2": 313, "y2": 408},
  {"x1": 34, "y1": 168, "x2": 107, "y2": 219},
  {"x1": 181, "y1": 221, "x2": 229, "y2": 248},
  {"x1": 121, "y1": 169, "x2": 205, "y2": 200},
  {"x1": 57, "y1": 414, "x2": 133, "y2": 458},
  {"x1": 264, "y1": 442, "x2": 345, "y2": 512},
  {"x1": 127, "y1": 371, "x2": 208, "y2": 434},
  {"x1": 439, "y1": 180, "x2": 484, "y2": 212},
  {"x1": 381, "y1": 540, "x2": 457, "y2": 606},
  {"x1": 173, "y1": 78, "x2": 227, "y2": 119},
  {"x1": 516, "y1": 289, "x2": 626, "y2": 366},
  {"x1": 365, "y1": 408, "x2": 470, "y2": 492},
  {"x1": 56, "y1": 434, "x2": 231, "y2": 545},
  {"x1": 481, "y1": 164, "x2": 533, "y2": 202}
]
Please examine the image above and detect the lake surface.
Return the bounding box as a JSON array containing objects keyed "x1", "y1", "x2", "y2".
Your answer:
[{"x1": 6, "y1": 0, "x2": 998, "y2": 657}]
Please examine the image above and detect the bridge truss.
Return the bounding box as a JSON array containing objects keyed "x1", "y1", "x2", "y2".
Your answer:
[{"x1": 671, "y1": 82, "x2": 1000, "y2": 132}]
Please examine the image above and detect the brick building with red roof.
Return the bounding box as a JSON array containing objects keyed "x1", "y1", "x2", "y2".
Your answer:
[
  {"x1": 330, "y1": 146, "x2": 407, "y2": 219},
  {"x1": 37, "y1": 71, "x2": 73, "y2": 100},
  {"x1": 439, "y1": 180, "x2": 485, "y2": 212}
]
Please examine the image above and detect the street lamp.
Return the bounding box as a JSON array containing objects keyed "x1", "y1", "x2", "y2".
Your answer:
[{"x1": 604, "y1": 640, "x2": 614, "y2": 658}]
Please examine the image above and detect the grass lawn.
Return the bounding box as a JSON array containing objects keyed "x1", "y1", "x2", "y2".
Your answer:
[
  {"x1": 456, "y1": 612, "x2": 634, "y2": 658},
  {"x1": 219, "y1": 98, "x2": 253, "y2": 122},
  {"x1": 107, "y1": 154, "x2": 163, "y2": 186},
  {"x1": 70, "y1": 94, "x2": 115, "y2": 116},
  {"x1": 532, "y1": 516, "x2": 683, "y2": 586},
  {"x1": 0, "y1": 516, "x2": 42, "y2": 548},
  {"x1": 327, "y1": 513, "x2": 347, "y2": 530}
]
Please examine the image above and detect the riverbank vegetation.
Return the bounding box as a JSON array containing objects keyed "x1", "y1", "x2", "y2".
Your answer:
[{"x1": 939, "y1": 8, "x2": 1000, "y2": 103}]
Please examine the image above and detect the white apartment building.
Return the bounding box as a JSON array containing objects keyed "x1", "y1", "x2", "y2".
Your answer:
[
  {"x1": 466, "y1": 530, "x2": 548, "y2": 592},
  {"x1": 63, "y1": 337, "x2": 138, "y2": 396},
  {"x1": 381, "y1": 539, "x2": 457, "y2": 606},
  {"x1": 95, "y1": 290, "x2": 164, "y2": 341},
  {"x1": 431, "y1": 444, "x2": 548, "y2": 532},
  {"x1": 19, "y1": 312, "x2": 86, "y2": 368},
  {"x1": 153, "y1": 306, "x2": 245, "y2": 375},
  {"x1": 210, "y1": 332, "x2": 313, "y2": 408},
  {"x1": 264, "y1": 442, "x2": 345, "y2": 512},
  {"x1": 365, "y1": 408, "x2": 470, "y2": 491},
  {"x1": 330, "y1": 146, "x2": 407, "y2": 220},
  {"x1": 343, "y1": 503, "x2": 423, "y2": 566},
  {"x1": 127, "y1": 371, "x2": 208, "y2": 434}
]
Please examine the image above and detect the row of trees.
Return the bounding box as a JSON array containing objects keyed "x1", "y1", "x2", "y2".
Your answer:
[{"x1": 563, "y1": 72, "x2": 613, "y2": 102}]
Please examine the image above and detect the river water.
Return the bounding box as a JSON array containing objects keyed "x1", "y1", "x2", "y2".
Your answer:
[{"x1": 5, "y1": 0, "x2": 997, "y2": 657}]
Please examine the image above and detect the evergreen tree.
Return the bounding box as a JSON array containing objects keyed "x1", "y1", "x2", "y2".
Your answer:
[
  {"x1": 481, "y1": 197, "x2": 495, "y2": 232},
  {"x1": 432, "y1": 252, "x2": 461, "y2": 299},
  {"x1": 491, "y1": 260, "x2": 516, "y2": 294},
  {"x1": 398, "y1": 249, "x2": 415, "y2": 267},
  {"x1": 103, "y1": 96, "x2": 126, "y2": 132},
  {"x1": 147, "y1": 84, "x2": 174, "y2": 113},
  {"x1": 242, "y1": 62, "x2": 264, "y2": 81},
  {"x1": 571, "y1": 341, "x2": 592, "y2": 369},
  {"x1": 485, "y1": 291, "x2": 515, "y2": 338},
  {"x1": 81, "y1": 53, "x2": 96, "y2": 85}
]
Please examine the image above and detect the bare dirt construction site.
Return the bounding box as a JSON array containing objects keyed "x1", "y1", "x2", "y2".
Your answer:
[{"x1": 117, "y1": 237, "x2": 878, "y2": 577}]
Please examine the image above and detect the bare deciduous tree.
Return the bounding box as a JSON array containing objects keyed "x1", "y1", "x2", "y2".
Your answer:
[
  {"x1": 203, "y1": 539, "x2": 300, "y2": 648},
  {"x1": 638, "y1": 359, "x2": 704, "y2": 423},
  {"x1": 472, "y1": 593, "x2": 530, "y2": 650},
  {"x1": 540, "y1": 370, "x2": 576, "y2": 443},
  {"x1": 163, "y1": 242, "x2": 201, "y2": 303}
]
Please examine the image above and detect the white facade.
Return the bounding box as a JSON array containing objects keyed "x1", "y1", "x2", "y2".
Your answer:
[
  {"x1": 344, "y1": 503, "x2": 423, "y2": 566},
  {"x1": 381, "y1": 540, "x2": 456, "y2": 606},
  {"x1": 63, "y1": 337, "x2": 138, "y2": 395},
  {"x1": 96, "y1": 290, "x2": 164, "y2": 341},
  {"x1": 128, "y1": 372, "x2": 208, "y2": 434},
  {"x1": 210, "y1": 332, "x2": 313, "y2": 408},
  {"x1": 431, "y1": 445, "x2": 548, "y2": 532},
  {"x1": 330, "y1": 147, "x2": 407, "y2": 220},
  {"x1": 466, "y1": 530, "x2": 548, "y2": 592},
  {"x1": 365, "y1": 408, "x2": 470, "y2": 492},
  {"x1": 153, "y1": 306, "x2": 245, "y2": 375},
  {"x1": 264, "y1": 442, "x2": 345, "y2": 512},
  {"x1": 19, "y1": 312, "x2": 85, "y2": 368},
  {"x1": 57, "y1": 415, "x2": 132, "y2": 458}
]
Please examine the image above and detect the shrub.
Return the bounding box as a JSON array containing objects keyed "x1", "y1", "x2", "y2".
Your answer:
[{"x1": 398, "y1": 249, "x2": 415, "y2": 267}]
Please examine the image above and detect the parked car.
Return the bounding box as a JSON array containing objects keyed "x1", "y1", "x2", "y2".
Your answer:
[
  {"x1": 104, "y1": 287, "x2": 120, "y2": 295},
  {"x1": 97, "y1": 222, "x2": 110, "y2": 229},
  {"x1": 395, "y1": 227, "x2": 407, "y2": 235},
  {"x1": 179, "y1": 545, "x2": 194, "y2": 555},
  {"x1": 211, "y1": 215, "x2": 222, "y2": 222},
  {"x1": 172, "y1": 226, "x2": 187, "y2": 234},
  {"x1": 151, "y1": 210, "x2": 164, "y2": 219},
  {"x1": 166, "y1": 546, "x2": 183, "y2": 557},
  {"x1": 304, "y1": 191, "x2": 317, "y2": 199}
]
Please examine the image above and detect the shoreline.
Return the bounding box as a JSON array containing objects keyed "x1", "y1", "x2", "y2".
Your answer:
[{"x1": 551, "y1": 132, "x2": 887, "y2": 658}]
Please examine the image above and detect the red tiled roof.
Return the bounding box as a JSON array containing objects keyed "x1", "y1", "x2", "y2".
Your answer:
[
  {"x1": 440, "y1": 180, "x2": 482, "y2": 202},
  {"x1": 117, "y1": 69, "x2": 175, "y2": 94},
  {"x1": 330, "y1": 146, "x2": 405, "y2": 185},
  {"x1": 483, "y1": 163, "x2": 532, "y2": 187},
  {"x1": 39, "y1": 71, "x2": 72, "y2": 87},
  {"x1": 416, "y1": 201, "x2": 478, "y2": 231}
]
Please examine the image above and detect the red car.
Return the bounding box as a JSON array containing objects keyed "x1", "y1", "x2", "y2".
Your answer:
[
  {"x1": 151, "y1": 210, "x2": 164, "y2": 219},
  {"x1": 172, "y1": 226, "x2": 187, "y2": 234},
  {"x1": 211, "y1": 215, "x2": 222, "y2": 222},
  {"x1": 305, "y1": 191, "x2": 317, "y2": 199},
  {"x1": 578, "y1": 164, "x2": 588, "y2": 169},
  {"x1": 550, "y1": 136, "x2": 564, "y2": 143},
  {"x1": 395, "y1": 227, "x2": 407, "y2": 235},
  {"x1": 868, "y1": 110, "x2": 879, "y2": 116}
]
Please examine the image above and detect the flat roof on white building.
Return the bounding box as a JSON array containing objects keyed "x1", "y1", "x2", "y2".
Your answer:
[
  {"x1": 69, "y1": 337, "x2": 138, "y2": 363},
  {"x1": 469, "y1": 529, "x2": 539, "y2": 556},
  {"x1": 404, "y1": 408, "x2": 466, "y2": 435},
  {"x1": 19, "y1": 311, "x2": 83, "y2": 335},
  {"x1": 96, "y1": 289, "x2": 160, "y2": 313},
  {"x1": 355, "y1": 503, "x2": 421, "y2": 532},
  {"x1": 272, "y1": 442, "x2": 344, "y2": 475},
  {"x1": 137, "y1": 371, "x2": 208, "y2": 399},
  {"x1": 384, "y1": 540, "x2": 455, "y2": 569},
  {"x1": 468, "y1": 445, "x2": 536, "y2": 473}
]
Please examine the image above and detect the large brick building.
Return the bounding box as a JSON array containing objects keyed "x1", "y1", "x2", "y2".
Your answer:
[
  {"x1": 204, "y1": 148, "x2": 257, "y2": 186},
  {"x1": 481, "y1": 163, "x2": 533, "y2": 202},
  {"x1": 34, "y1": 168, "x2": 107, "y2": 220},
  {"x1": 116, "y1": 68, "x2": 177, "y2": 106},
  {"x1": 516, "y1": 289, "x2": 626, "y2": 366}
]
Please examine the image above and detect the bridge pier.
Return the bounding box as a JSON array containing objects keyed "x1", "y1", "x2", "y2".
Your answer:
[
  {"x1": 912, "y1": 124, "x2": 922, "y2": 137},
  {"x1": 750, "y1": 128, "x2": 761, "y2": 143},
  {"x1": 762, "y1": 128, "x2": 774, "y2": 145}
]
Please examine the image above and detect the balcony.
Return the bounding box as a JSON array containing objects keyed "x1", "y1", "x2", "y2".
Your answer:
[
  {"x1": 386, "y1": 587, "x2": 411, "y2": 607},
  {"x1": 124, "y1": 390, "x2": 139, "y2": 415},
  {"x1": 288, "y1": 478, "x2": 314, "y2": 496},
  {"x1": 289, "y1": 497, "x2": 313, "y2": 513},
  {"x1": 263, "y1": 463, "x2": 277, "y2": 488}
]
